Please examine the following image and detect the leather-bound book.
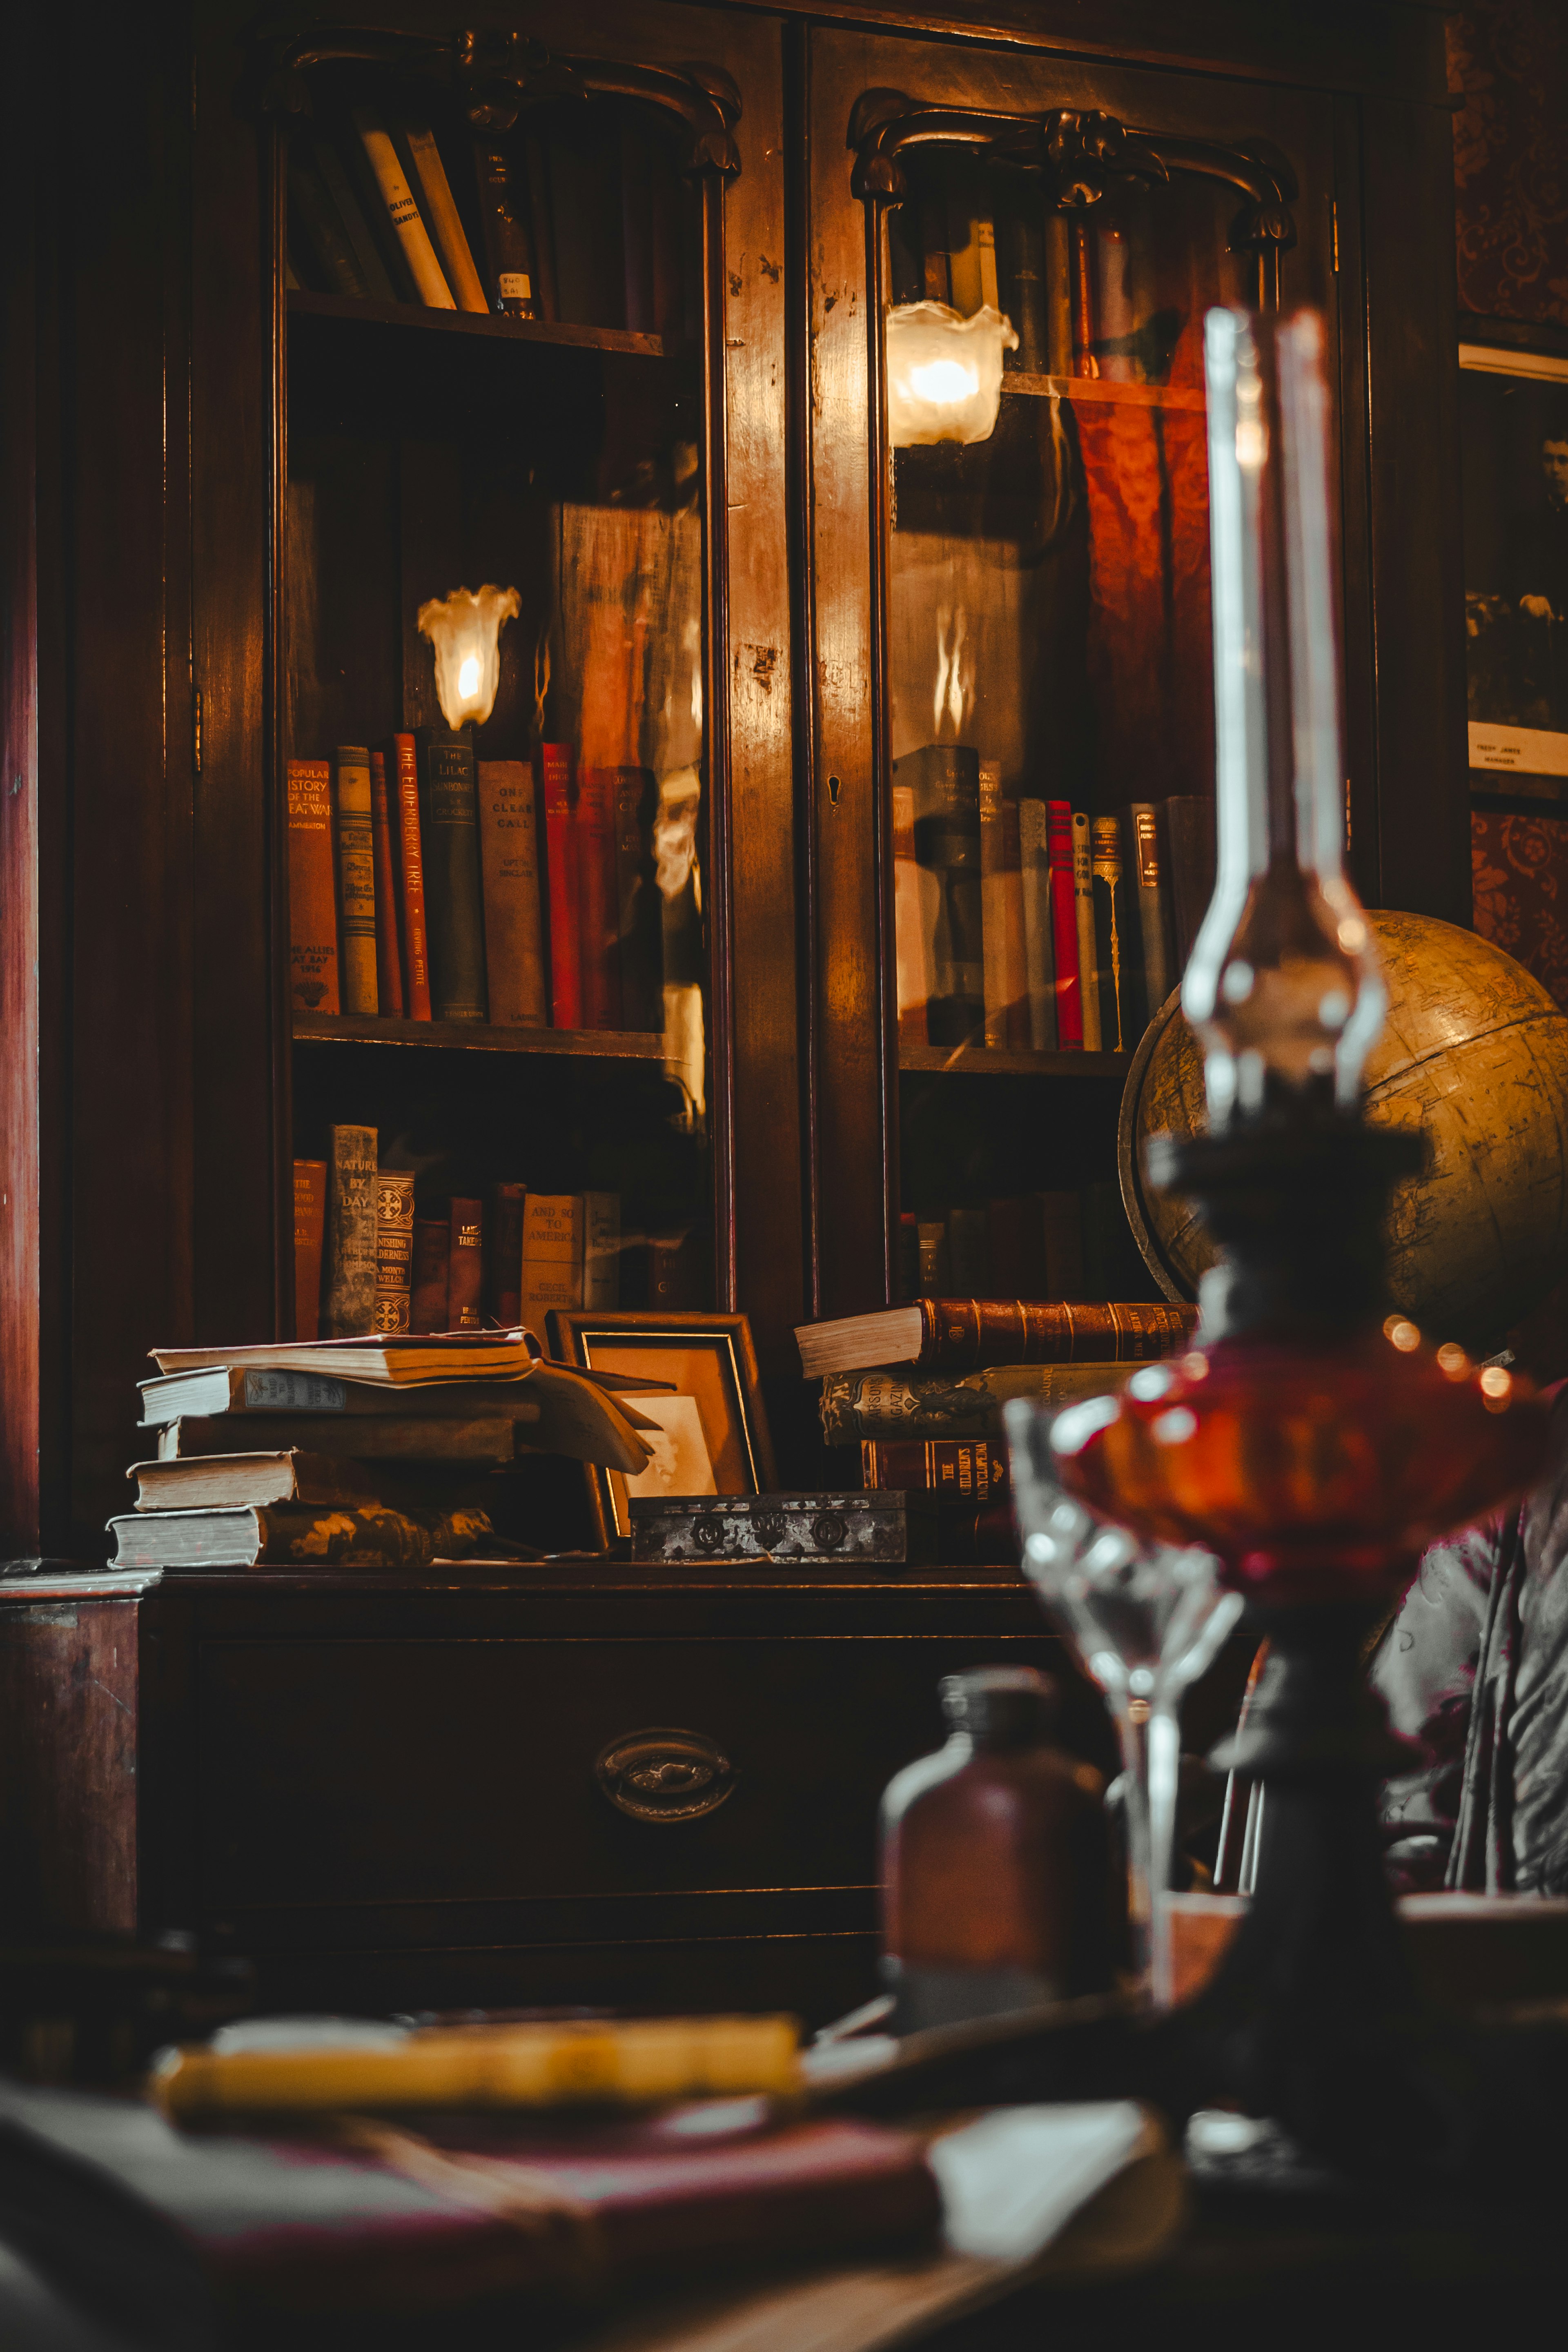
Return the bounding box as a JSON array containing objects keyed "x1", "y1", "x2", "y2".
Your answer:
[
  {"x1": 575, "y1": 765, "x2": 623, "y2": 1028},
  {"x1": 323, "y1": 1125, "x2": 378, "y2": 1338},
  {"x1": 447, "y1": 1196, "x2": 485, "y2": 1331},
  {"x1": 471, "y1": 132, "x2": 537, "y2": 316},
  {"x1": 1018, "y1": 797, "x2": 1056, "y2": 1050},
  {"x1": 1128, "y1": 801, "x2": 1175, "y2": 1021},
  {"x1": 1071, "y1": 809, "x2": 1101, "y2": 1051},
  {"x1": 292, "y1": 1160, "x2": 326, "y2": 1342},
  {"x1": 861, "y1": 1437, "x2": 1009, "y2": 1501},
  {"x1": 488, "y1": 1181, "x2": 525, "y2": 1328},
  {"x1": 476, "y1": 759, "x2": 547, "y2": 1026},
  {"x1": 286, "y1": 760, "x2": 339, "y2": 1015},
  {"x1": 615, "y1": 766, "x2": 662, "y2": 1029},
  {"x1": 373, "y1": 1170, "x2": 415, "y2": 1334},
  {"x1": 368, "y1": 750, "x2": 405, "y2": 1016},
  {"x1": 109, "y1": 1501, "x2": 494, "y2": 1572},
  {"x1": 415, "y1": 726, "x2": 488, "y2": 1022},
  {"x1": 409, "y1": 1214, "x2": 450, "y2": 1335},
  {"x1": 387, "y1": 734, "x2": 433, "y2": 1020},
  {"x1": 797, "y1": 1297, "x2": 1196, "y2": 1379},
  {"x1": 1090, "y1": 813, "x2": 1136, "y2": 1051},
  {"x1": 332, "y1": 746, "x2": 379, "y2": 1016},
  {"x1": 898, "y1": 743, "x2": 983, "y2": 1048},
  {"x1": 540, "y1": 743, "x2": 581, "y2": 1028},
  {"x1": 1045, "y1": 800, "x2": 1082, "y2": 1047}
]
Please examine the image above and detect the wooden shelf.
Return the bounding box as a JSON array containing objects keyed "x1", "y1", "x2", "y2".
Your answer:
[
  {"x1": 286, "y1": 289, "x2": 665, "y2": 359},
  {"x1": 293, "y1": 1014, "x2": 668, "y2": 1060},
  {"x1": 1002, "y1": 371, "x2": 1205, "y2": 412},
  {"x1": 899, "y1": 1042, "x2": 1131, "y2": 1078}
]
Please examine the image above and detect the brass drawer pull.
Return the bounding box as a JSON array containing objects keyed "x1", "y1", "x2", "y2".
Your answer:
[{"x1": 594, "y1": 1728, "x2": 737, "y2": 1823}]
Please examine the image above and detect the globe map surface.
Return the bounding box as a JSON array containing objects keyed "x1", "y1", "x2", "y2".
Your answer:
[{"x1": 1118, "y1": 909, "x2": 1568, "y2": 1355}]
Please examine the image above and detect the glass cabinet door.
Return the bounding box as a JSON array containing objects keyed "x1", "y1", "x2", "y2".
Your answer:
[
  {"x1": 268, "y1": 27, "x2": 746, "y2": 1336},
  {"x1": 807, "y1": 29, "x2": 1338, "y2": 1317}
]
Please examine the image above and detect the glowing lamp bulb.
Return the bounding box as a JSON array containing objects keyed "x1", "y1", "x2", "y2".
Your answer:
[
  {"x1": 417, "y1": 584, "x2": 521, "y2": 730},
  {"x1": 908, "y1": 358, "x2": 979, "y2": 405}
]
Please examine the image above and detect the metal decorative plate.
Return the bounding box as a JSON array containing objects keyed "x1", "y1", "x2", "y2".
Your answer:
[{"x1": 628, "y1": 1491, "x2": 938, "y2": 1564}]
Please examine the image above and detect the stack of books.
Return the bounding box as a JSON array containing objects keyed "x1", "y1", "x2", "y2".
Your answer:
[
  {"x1": 289, "y1": 737, "x2": 670, "y2": 1037},
  {"x1": 107, "y1": 1333, "x2": 660, "y2": 1573},
  {"x1": 796, "y1": 1296, "x2": 1196, "y2": 1563}
]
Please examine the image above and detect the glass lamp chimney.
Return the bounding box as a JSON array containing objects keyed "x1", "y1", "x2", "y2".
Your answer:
[
  {"x1": 1182, "y1": 310, "x2": 1384, "y2": 1128},
  {"x1": 417, "y1": 584, "x2": 520, "y2": 730}
]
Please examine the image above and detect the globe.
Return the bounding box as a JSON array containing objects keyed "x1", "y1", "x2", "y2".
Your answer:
[{"x1": 1118, "y1": 909, "x2": 1568, "y2": 1354}]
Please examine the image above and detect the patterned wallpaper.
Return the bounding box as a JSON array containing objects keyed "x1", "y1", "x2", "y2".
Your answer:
[
  {"x1": 1471, "y1": 808, "x2": 1568, "y2": 1006},
  {"x1": 1448, "y1": 1, "x2": 1568, "y2": 325}
]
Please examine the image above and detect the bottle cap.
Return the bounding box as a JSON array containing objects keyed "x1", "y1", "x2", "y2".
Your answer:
[{"x1": 940, "y1": 1666, "x2": 1056, "y2": 1750}]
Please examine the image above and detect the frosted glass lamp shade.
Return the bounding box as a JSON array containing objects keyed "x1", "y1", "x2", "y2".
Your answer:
[
  {"x1": 417, "y1": 584, "x2": 521, "y2": 728},
  {"x1": 886, "y1": 303, "x2": 1019, "y2": 447}
]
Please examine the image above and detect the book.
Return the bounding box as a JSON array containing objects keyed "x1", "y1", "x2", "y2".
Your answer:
[
  {"x1": 471, "y1": 133, "x2": 537, "y2": 316},
  {"x1": 819, "y1": 1361, "x2": 1138, "y2": 1445},
  {"x1": 521, "y1": 1192, "x2": 583, "y2": 1332},
  {"x1": 1045, "y1": 211, "x2": 1073, "y2": 375},
  {"x1": 575, "y1": 765, "x2": 623, "y2": 1028},
  {"x1": 583, "y1": 1190, "x2": 621, "y2": 1310},
  {"x1": 323, "y1": 1125, "x2": 379, "y2": 1339},
  {"x1": 107, "y1": 1501, "x2": 495, "y2": 1572},
  {"x1": 286, "y1": 760, "x2": 339, "y2": 1015},
  {"x1": 898, "y1": 1210, "x2": 920, "y2": 1303},
  {"x1": 1164, "y1": 793, "x2": 1217, "y2": 971},
  {"x1": 615, "y1": 766, "x2": 662, "y2": 1030},
  {"x1": 351, "y1": 103, "x2": 455, "y2": 309},
  {"x1": 488, "y1": 1181, "x2": 525, "y2": 1328},
  {"x1": 1039, "y1": 1190, "x2": 1087, "y2": 1299},
  {"x1": 130, "y1": 1451, "x2": 378, "y2": 1512},
  {"x1": 368, "y1": 749, "x2": 405, "y2": 1016},
  {"x1": 292, "y1": 1160, "x2": 327, "y2": 1343},
  {"x1": 149, "y1": 1332, "x2": 533, "y2": 1384},
  {"x1": 917, "y1": 1221, "x2": 951, "y2": 1293},
  {"x1": 327, "y1": 109, "x2": 419, "y2": 302},
  {"x1": 1045, "y1": 800, "x2": 1082, "y2": 1048},
  {"x1": 1090, "y1": 813, "x2": 1136, "y2": 1051},
  {"x1": 1004, "y1": 201, "x2": 1047, "y2": 372},
  {"x1": 979, "y1": 764, "x2": 1027, "y2": 1049},
  {"x1": 475, "y1": 759, "x2": 547, "y2": 1026},
  {"x1": 797, "y1": 1298, "x2": 1196, "y2": 1378},
  {"x1": 540, "y1": 744, "x2": 581, "y2": 1028},
  {"x1": 898, "y1": 744, "x2": 983, "y2": 1047},
  {"x1": 286, "y1": 149, "x2": 366, "y2": 299},
  {"x1": 447, "y1": 1196, "x2": 485, "y2": 1331},
  {"x1": 310, "y1": 133, "x2": 396, "y2": 302},
  {"x1": 373, "y1": 1171, "x2": 416, "y2": 1334},
  {"x1": 332, "y1": 745, "x2": 379, "y2": 1016},
  {"x1": 387, "y1": 733, "x2": 433, "y2": 1021},
  {"x1": 1071, "y1": 809, "x2": 1102, "y2": 1051},
  {"x1": 1128, "y1": 801, "x2": 1175, "y2": 1020},
  {"x1": 416, "y1": 726, "x2": 488, "y2": 1022},
  {"x1": 155, "y1": 1416, "x2": 529, "y2": 1464},
  {"x1": 861, "y1": 1437, "x2": 1009, "y2": 1501},
  {"x1": 986, "y1": 1194, "x2": 1047, "y2": 1298},
  {"x1": 409, "y1": 1215, "x2": 449, "y2": 1335},
  {"x1": 946, "y1": 1207, "x2": 989, "y2": 1294},
  {"x1": 1018, "y1": 797, "x2": 1056, "y2": 1050},
  {"x1": 893, "y1": 780, "x2": 939, "y2": 1045},
  {"x1": 399, "y1": 117, "x2": 487, "y2": 313}
]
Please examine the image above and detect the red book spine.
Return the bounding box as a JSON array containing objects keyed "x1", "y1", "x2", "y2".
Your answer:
[
  {"x1": 448, "y1": 1196, "x2": 485, "y2": 1331},
  {"x1": 541, "y1": 744, "x2": 582, "y2": 1030},
  {"x1": 390, "y1": 735, "x2": 434, "y2": 1022},
  {"x1": 1046, "y1": 798, "x2": 1083, "y2": 1048},
  {"x1": 861, "y1": 1438, "x2": 1009, "y2": 1499},
  {"x1": 368, "y1": 750, "x2": 406, "y2": 1017},
  {"x1": 575, "y1": 766, "x2": 623, "y2": 1029}
]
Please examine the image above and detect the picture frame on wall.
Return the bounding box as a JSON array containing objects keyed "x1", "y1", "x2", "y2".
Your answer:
[
  {"x1": 1460, "y1": 336, "x2": 1568, "y2": 799},
  {"x1": 545, "y1": 1311, "x2": 779, "y2": 1548}
]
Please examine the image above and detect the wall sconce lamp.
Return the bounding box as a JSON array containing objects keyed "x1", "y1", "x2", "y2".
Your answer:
[
  {"x1": 417, "y1": 584, "x2": 521, "y2": 729},
  {"x1": 886, "y1": 301, "x2": 1019, "y2": 447}
]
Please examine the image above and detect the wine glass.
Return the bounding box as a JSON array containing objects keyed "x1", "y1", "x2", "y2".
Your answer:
[{"x1": 1005, "y1": 1395, "x2": 1244, "y2": 2007}]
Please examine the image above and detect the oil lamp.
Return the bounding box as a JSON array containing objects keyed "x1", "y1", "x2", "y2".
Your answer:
[
  {"x1": 885, "y1": 301, "x2": 1018, "y2": 447},
  {"x1": 417, "y1": 584, "x2": 520, "y2": 728},
  {"x1": 1038, "y1": 311, "x2": 1548, "y2": 2169}
]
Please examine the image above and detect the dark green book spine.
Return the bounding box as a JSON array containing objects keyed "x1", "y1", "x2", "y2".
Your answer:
[{"x1": 415, "y1": 727, "x2": 488, "y2": 1021}]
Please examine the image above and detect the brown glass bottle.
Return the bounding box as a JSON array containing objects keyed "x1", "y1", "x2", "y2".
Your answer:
[{"x1": 880, "y1": 1666, "x2": 1111, "y2": 2032}]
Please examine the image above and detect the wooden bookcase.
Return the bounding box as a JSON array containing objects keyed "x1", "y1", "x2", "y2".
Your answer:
[{"x1": 1, "y1": 0, "x2": 1466, "y2": 2011}]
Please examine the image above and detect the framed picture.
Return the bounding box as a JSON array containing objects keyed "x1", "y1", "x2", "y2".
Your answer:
[
  {"x1": 546, "y1": 1311, "x2": 779, "y2": 1546},
  {"x1": 1460, "y1": 336, "x2": 1568, "y2": 798}
]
